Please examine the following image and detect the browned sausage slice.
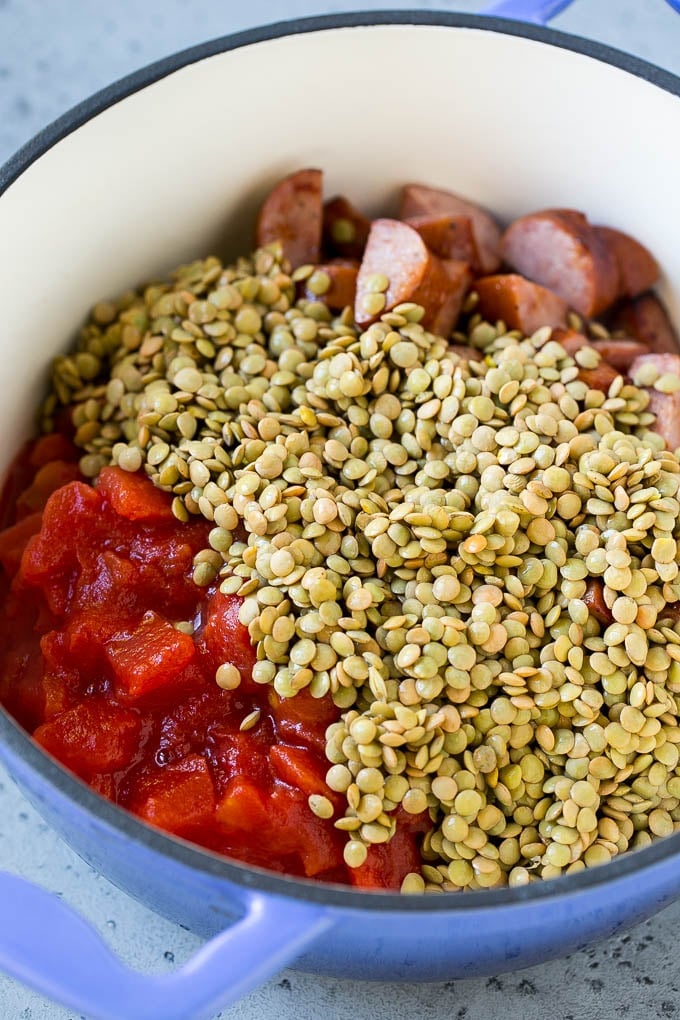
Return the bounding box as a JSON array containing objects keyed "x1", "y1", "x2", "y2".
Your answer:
[
  {"x1": 255, "y1": 168, "x2": 323, "y2": 269},
  {"x1": 590, "y1": 338, "x2": 650, "y2": 372},
  {"x1": 354, "y1": 219, "x2": 470, "y2": 336},
  {"x1": 660, "y1": 603, "x2": 680, "y2": 622},
  {"x1": 552, "y1": 329, "x2": 648, "y2": 373},
  {"x1": 405, "y1": 215, "x2": 479, "y2": 267},
  {"x1": 501, "y1": 209, "x2": 619, "y2": 318},
  {"x1": 305, "y1": 261, "x2": 358, "y2": 311},
  {"x1": 400, "y1": 184, "x2": 501, "y2": 274},
  {"x1": 584, "y1": 580, "x2": 613, "y2": 626},
  {"x1": 578, "y1": 362, "x2": 621, "y2": 393},
  {"x1": 449, "y1": 344, "x2": 484, "y2": 363},
  {"x1": 322, "y1": 195, "x2": 371, "y2": 260},
  {"x1": 474, "y1": 274, "x2": 568, "y2": 335},
  {"x1": 629, "y1": 352, "x2": 680, "y2": 451},
  {"x1": 436, "y1": 260, "x2": 474, "y2": 338},
  {"x1": 552, "y1": 329, "x2": 642, "y2": 386},
  {"x1": 596, "y1": 226, "x2": 660, "y2": 299},
  {"x1": 610, "y1": 293, "x2": 679, "y2": 355},
  {"x1": 552, "y1": 328, "x2": 590, "y2": 357}
]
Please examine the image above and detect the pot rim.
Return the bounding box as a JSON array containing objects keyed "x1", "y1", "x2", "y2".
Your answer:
[{"x1": 2, "y1": 9, "x2": 680, "y2": 913}]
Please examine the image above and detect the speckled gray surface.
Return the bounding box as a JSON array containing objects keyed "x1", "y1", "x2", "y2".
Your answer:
[{"x1": 1, "y1": 1, "x2": 680, "y2": 1018}]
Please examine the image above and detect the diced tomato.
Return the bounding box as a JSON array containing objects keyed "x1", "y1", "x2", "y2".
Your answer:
[
  {"x1": 155, "y1": 687, "x2": 237, "y2": 768},
  {"x1": 41, "y1": 612, "x2": 117, "y2": 677},
  {"x1": 97, "y1": 466, "x2": 176, "y2": 522},
  {"x1": 268, "y1": 786, "x2": 344, "y2": 877},
  {"x1": 199, "y1": 592, "x2": 256, "y2": 685},
  {"x1": 90, "y1": 774, "x2": 116, "y2": 800},
  {"x1": 28, "y1": 433, "x2": 78, "y2": 469},
  {"x1": 349, "y1": 809, "x2": 430, "y2": 890},
  {"x1": 130, "y1": 755, "x2": 216, "y2": 834},
  {"x1": 126, "y1": 532, "x2": 207, "y2": 620},
  {"x1": 269, "y1": 744, "x2": 332, "y2": 798},
  {"x1": 34, "y1": 699, "x2": 143, "y2": 777},
  {"x1": 15, "y1": 461, "x2": 81, "y2": 518},
  {"x1": 269, "y1": 687, "x2": 339, "y2": 754},
  {"x1": 0, "y1": 441, "x2": 38, "y2": 528},
  {"x1": 39, "y1": 630, "x2": 89, "y2": 717},
  {"x1": 0, "y1": 512, "x2": 42, "y2": 577},
  {"x1": 42, "y1": 670, "x2": 77, "y2": 720},
  {"x1": 73, "y1": 552, "x2": 142, "y2": 617},
  {"x1": 216, "y1": 775, "x2": 272, "y2": 833},
  {"x1": 0, "y1": 635, "x2": 46, "y2": 730},
  {"x1": 21, "y1": 482, "x2": 103, "y2": 614},
  {"x1": 105, "y1": 611, "x2": 196, "y2": 700}
]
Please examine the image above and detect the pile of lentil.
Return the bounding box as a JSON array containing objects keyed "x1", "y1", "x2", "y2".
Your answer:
[{"x1": 43, "y1": 242, "x2": 680, "y2": 893}]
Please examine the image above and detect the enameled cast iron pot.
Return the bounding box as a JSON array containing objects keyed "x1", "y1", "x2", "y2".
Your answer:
[{"x1": 2, "y1": 4, "x2": 680, "y2": 1017}]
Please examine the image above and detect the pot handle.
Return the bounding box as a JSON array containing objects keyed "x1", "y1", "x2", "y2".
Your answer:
[
  {"x1": 0, "y1": 869, "x2": 331, "y2": 1020},
  {"x1": 481, "y1": 0, "x2": 574, "y2": 24}
]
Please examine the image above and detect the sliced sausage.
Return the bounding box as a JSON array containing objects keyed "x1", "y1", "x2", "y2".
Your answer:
[
  {"x1": 584, "y1": 580, "x2": 613, "y2": 626},
  {"x1": 578, "y1": 362, "x2": 620, "y2": 394},
  {"x1": 552, "y1": 328, "x2": 590, "y2": 357},
  {"x1": 590, "y1": 338, "x2": 649, "y2": 372},
  {"x1": 405, "y1": 215, "x2": 479, "y2": 267},
  {"x1": 322, "y1": 195, "x2": 371, "y2": 261},
  {"x1": 449, "y1": 344, "x2": 484, "y2": 363},
  {"x1": 305, "y1": 261, "x2": 358, "y2": 311},
  {"x1": 474, "y1": 274, "x2": 568, "y2": 335},
  {"x1": 501, "y1": 209, "x2": 619, "y2": 318},
  {"x1": 255, "y1": 168, "x2": 322, "y2": 269},
  {"x1": 552, "y1": 328, "x2": 648, "y2": 374},
  {"x1": 660, "y1": 603, "x2": 680, "y2": 623},
  {"x1": 629, "y1": 352, "x2": 680, "y2": 451},
  {"x1": 610, "y1": 293, "x2": 679, "y2": 356},
  {"x1": 354, "y1": 219, "x2": 470, "y2": 336},
  {"x1": 399, "y1": 184, "x2": 501, "y2": 274},
  {"x1": 436, "y1": 260, "x2": 474, "y2": 338},
  {"x1": 596, "y1": 226, "x2": 660, "y2": 299}
]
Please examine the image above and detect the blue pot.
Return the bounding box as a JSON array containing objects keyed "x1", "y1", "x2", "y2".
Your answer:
[{"x1": 2, "y1": 5, "x2": 680, "y2": 1018}]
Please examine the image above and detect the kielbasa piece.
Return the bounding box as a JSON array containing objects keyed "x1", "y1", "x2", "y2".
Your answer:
[
  {"x1": 474, "y1": 274, "x2": 568, "y2": 335},
  {"x1": 610, "y1": 293, "x2": 679, "y2": 355},
  {"x1": 322, "y1": 195, "x2": 371, "y2": 260},
  {"x1": 405, "y1": 215, "x2": 479, "y2": 267},
  {"x1": 552, "y1": 329, "x2": 649, "y2": 374},
  {"x1": 501, "y1": 209, "x2": 619, "y2": 318},
  {"x1": 660, "y1": 603, "x2": 680, "y2": 623},
  {"x1": 584, "y1": 580, "x2": 613, "y2": 626},
  {"x1": 590, "y1": 338, "x2": 649, "y2": 372},
  {"x1": 255, "y1": 168, "x2": 323, "y2": 269},
  {"x1": 596, "y1": 226, "x2": 660, "y2": 299},
  {"x1": 355, "y1": 219, "x2": 470, "y2": 335},
  {"x1": 449, "y1": 344, "x2": 484, "y2": 363},
  {"x1": 629, "y1": 352, "x2": 680, "y2": 451},
  {"x1": 434, "y1": 260, "x2": 473, "y2": 338},
  {"x1": 400, "y1": 184, "x2": 501, "y2": 274},
  {"x1": 578, "y1": 362, "x2": 620, "y2": 394},
  {"x1": 305, "y1": 261, "x2": 358, "y2": 311},
  {"x1": 552, "y1": 328, "x2": 590, "y2": 357}
]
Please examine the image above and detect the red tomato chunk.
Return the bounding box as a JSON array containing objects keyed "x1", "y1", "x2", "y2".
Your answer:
[
  {"x1": 34, "y1": 700, "x2": 143, "y2": 778},
  {"x1": 105, "y1": 612, "x2": 197, "y2": 701},
  {"x1": 0, "y1": 450, "x2": 424, "y2": 888}
]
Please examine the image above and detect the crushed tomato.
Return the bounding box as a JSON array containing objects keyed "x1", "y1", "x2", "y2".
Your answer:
[{"x1": 0, "y1": 437, "x2": 428, "y2": 887}]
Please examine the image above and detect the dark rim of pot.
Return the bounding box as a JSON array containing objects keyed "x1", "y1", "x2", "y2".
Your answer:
[{"x1": 2, "y1": 10, "x2": 680, "y2": 913}]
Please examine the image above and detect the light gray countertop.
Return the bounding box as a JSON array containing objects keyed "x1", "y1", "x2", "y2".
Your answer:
[{"x1": 2, "y1": 2, "x2": 680, "y2": 1018}]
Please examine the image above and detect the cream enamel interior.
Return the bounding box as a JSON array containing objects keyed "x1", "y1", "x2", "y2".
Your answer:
[{"x1": 1, "y1": 22, "x2": 679, "y2": 479}]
